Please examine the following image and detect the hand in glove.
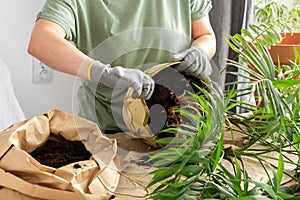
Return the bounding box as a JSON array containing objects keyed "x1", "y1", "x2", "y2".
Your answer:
[
  {"x1": 171, "y1": 47, "x2": 212, "y2": 80},
  {"x1": 88, "y1": 61, "x2": 154, "y2": 100}
]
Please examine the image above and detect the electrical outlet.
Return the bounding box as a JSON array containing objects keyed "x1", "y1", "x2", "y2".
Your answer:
[{"x1": 32, "y1": 57, "x2": 53, "y2": 83}]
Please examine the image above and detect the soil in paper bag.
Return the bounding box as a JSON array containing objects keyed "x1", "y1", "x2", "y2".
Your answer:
[{"x1": 30, "y1": 137, "x2": 92, "y2": 168}]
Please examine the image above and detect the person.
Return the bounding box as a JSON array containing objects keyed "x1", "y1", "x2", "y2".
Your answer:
[{"x1": 28, "y1": 0, "x2": 216, "y2": 134}]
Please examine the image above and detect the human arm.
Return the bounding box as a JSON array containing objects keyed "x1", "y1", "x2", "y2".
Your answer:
[
  {"x1": 28, "y1": 19, "x2": 154, "y2": 99},
  {"x1": 171, "y1": 15, "x2": 216, "y2": 80},
  {"x1": 191, "y1": 15, "x2": 216, "y2": 59},
  {"x1": 27, "y1": 18, "x2": 91, "y2": 79}
]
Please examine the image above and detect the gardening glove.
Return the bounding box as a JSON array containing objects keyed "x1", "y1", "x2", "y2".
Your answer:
[
  {"x1": 89, "y1": 61, "x2": 154, "y2": 100},
  {"x1": 171, "y1": 47, "x2": 212, "y2": 80}
]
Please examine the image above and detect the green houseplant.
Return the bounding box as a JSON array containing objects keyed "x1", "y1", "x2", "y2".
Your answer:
[
  {"x1": 146, "y1": 24, "x2": 300, "y2": 199},
  {"x1": 255, "y1": 0, "x2": 300, "y2": 66},
  {"x1": 255, "y1": 0, "x2": 300, "y2": 32}
]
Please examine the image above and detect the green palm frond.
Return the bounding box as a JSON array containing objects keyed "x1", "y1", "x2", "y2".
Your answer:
[
  {"x1": 148, "y1": 24, "x2": 300, "y2": 200},
  {"x1": 147, "y1": 83, "x2": 227, "y2": 200}
]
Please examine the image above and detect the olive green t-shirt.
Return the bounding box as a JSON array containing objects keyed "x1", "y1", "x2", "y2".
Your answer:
[{"x1": 38, "y1": 0, "x2": 212, "y2": 132}]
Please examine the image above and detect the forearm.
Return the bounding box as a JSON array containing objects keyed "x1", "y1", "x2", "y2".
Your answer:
[
  {"x1": 191, "y1": 16, "x2": 216, "y2": 60},
  {"x1": 191, "y1": 34, "x2": 216, "y2": 60},
  {"x1": 171, "y1": 16, "x2": 216, "y2": 81},
  {"x1": 27, "y1": 19, "x2": 92, "y2": 79}
]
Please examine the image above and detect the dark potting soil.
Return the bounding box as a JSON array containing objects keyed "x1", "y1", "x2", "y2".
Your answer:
[
  {"x1": 30, "y1": 138, "x2": 92, "y2": 168},
  {"x1": 145, "y1": 66, "x2": 206, "y2": 138},
  {"x1": 146, "y1": 83, "x2": 180, "y2": 138}
]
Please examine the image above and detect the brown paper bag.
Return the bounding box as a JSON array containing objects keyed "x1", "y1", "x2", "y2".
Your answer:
[{"x1": 0, "y1": 110, "x2": 120, "y2": 200}]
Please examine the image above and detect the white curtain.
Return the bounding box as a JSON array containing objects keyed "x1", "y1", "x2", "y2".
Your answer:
[{"x1": 0, "y1": 58, "x2": 25, "y2": 131}]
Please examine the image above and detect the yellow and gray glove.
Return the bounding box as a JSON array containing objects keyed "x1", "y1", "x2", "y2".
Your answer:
[
  {"x1": 171, "y1": 47, "x2": 212, "y2": 80},
  {"x1": 89, "y1": 61, "x2": 154, "y2": 100}
]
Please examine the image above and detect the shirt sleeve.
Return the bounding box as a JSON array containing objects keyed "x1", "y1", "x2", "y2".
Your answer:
[
  {"x1": 37, "y1": 0, "x2": 76, "y2": 41},
  {"x1": 190, "y1": 0, "x2": 213, "y2": 21}
]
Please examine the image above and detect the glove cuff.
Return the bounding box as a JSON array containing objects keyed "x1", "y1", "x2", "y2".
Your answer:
[
  {"x1": 88, "y1": 61, "x2": 110, "y2": 82},
  {"x1": 87, "y1": 61, "x2": 95, "y2": 81},
  {"x1": 190, "y1": 45, "x2": 208, "y2": 59}
]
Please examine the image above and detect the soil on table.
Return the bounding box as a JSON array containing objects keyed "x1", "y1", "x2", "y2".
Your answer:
[{"x1": 30, "y1": 138, "x2": 92, "y2": 168}]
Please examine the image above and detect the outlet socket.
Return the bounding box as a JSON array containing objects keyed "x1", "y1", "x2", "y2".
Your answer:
[{"x1": 32, "y1": 57, "x2": 53, "y2": 83}]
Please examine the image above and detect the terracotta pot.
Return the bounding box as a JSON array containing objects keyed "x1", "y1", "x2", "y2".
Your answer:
[
  {"x1": 269, "y1": 32, "x2": 300, "y2": 65},
  {"x1": 247, "y1": 32, "x2": 300, "y2": 108}
]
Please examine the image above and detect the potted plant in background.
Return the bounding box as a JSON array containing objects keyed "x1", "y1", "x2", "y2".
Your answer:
[
  {"x1": 246, "y1": 0, "x2": 299, "y2": 107},
  {"x1": 255, "y1": 0, "x2": 300, "y2": 66},
  {"x1": 146, "y1": 24, "x2": 300, "y2": 199}
]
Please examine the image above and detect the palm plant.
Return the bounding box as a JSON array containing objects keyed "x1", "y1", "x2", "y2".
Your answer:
[
  {"x1": 254, "y1": 0, "x2": 300, "y2": 69},
  {"x1": 147, "y1": 25, "x2": 300, "y2": 199}
]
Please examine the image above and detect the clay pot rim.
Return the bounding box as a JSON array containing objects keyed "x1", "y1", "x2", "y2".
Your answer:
[{"x1": 246, "y1": 32, "x2": 300, "y2": 46}]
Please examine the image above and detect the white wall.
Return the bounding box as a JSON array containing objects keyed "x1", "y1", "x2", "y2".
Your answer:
[
  {"x1": 0, "y1": 0, "x2": 76, "y2": 118},
  {"x1": 276, "y1": 0, "x2": 295, "y2": 7}
]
